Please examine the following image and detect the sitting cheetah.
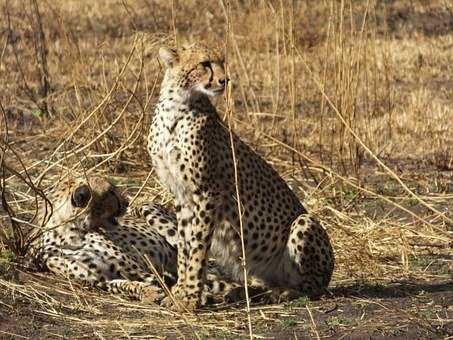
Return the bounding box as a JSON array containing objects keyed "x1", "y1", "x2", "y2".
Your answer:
[
  {"x1": 148, "y1": 43, "x2": 334, "y2": 310},
  {"x1": 31, "y1": 177, "x2": 178, "y2": 301}
]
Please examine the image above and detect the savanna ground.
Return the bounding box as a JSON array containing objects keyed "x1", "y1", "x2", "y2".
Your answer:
[{"x1": 0, "y1": 0, "x2": 452, "y2": 338}]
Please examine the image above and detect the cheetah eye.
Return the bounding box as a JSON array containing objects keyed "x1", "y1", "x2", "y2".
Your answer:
[{"x1": 200, "y1": 61, "x2": 211, "y2": 68}]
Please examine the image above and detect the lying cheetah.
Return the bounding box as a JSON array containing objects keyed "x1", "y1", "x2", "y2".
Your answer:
[
  {"x1": 31, "y1": 177, "x2": 178, "y2": 301},
  {"x1": 148, "y1": 43, "x2": 334, "y2": 310},
  {"x1": 31, "y1": 176, "x2": 236, "y2": 303}
]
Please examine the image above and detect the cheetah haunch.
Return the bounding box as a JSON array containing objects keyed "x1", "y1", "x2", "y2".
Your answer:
[{"x1": 148, "y1": 43, "x2": 335, "y2": 311}]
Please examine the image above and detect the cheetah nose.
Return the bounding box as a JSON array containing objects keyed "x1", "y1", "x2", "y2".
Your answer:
[
  {"x1": 218, "y1": 77, "x2": 229, "y2": 86},
  {"x1": 72, "y1": 185, "x2": 91, "y2": 208}
]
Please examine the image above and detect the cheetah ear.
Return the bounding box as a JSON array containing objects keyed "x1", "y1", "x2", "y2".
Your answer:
[{"x1": 159, "y1": 47, "x2": 178, "y2": 67}]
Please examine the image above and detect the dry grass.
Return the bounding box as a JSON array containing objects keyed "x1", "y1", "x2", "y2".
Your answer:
[{"x1": 0, "y1": 0, "x2": 452, "y2": 338}]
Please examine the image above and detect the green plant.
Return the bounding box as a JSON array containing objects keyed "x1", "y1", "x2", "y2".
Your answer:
[
  {"x1": 0, "y1": 249, "x2": 16, "y2": 275},
  {"x1": 290, "y1": 296, "x2": 310, "y2": 308},
  {"x1": 325, "y1": 316, "x2": 349, "y2": 328},
  {"x1": 280, "y1": 318, "x2": 297, "y2": 329}
]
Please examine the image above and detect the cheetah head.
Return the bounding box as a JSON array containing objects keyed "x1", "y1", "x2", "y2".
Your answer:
[
  {"x1": 159, "y1": 43, "x2": 228, "y2": 97},
  {"x1": 43, "y1": 177, "x2": 128, "y2": 231}
]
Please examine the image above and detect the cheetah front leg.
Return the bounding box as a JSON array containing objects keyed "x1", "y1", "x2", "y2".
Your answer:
[
  {"x1": 44, "y1": 254, "x2": 165, "y2": 302},
  {"x1": 166, "y1": 203, "x2": 193, "y2": 301},
  {"x1": 162, "y1": 196, "x2": 217, "y2": 311},
  {"x1": 105, "y1": 279, "x2": 164, "y2": 302}
]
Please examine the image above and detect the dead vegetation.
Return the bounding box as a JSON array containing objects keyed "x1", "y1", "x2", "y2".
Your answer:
[{"x1": 0, "y1": 0, "x2": 452, "y2": 338}]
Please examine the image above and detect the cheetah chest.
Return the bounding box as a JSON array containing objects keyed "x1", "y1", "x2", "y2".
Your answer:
[{"x1": 149, "y1": 122, "x2": 189, "y2": 202}]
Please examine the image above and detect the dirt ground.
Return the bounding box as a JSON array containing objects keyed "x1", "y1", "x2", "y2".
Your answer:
[
  {"x1": 0, "y1": 265, "x2": 451, "y2": 339},
  {"x1": 1, "y1": 0, "x2": 452, "y2": 338}
]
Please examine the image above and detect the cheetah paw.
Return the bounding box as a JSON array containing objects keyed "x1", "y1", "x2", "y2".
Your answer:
[
  {"x1": 140, "y1": 285, "x2": 165, "y2": 304},
  {"x1": 223, "y1": 286, "x2": 268, "y2": 303},
  {"x1": 224, "y1": 286, "x2": 302, "y2": 304},
  {"x1": 160, "y1": 295, "x2": 199, "y2": 312},
  {"x1": 266, "y1": 288, "x2": 302, "y2": 304}
]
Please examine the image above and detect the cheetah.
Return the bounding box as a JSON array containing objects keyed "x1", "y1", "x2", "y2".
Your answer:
[
  {"x1": 31, "y1": 176, "x2": 236, "y2": 303},
  {"x1": 30, "y1": 177, "x2": 178, "y2": 301},
  {"x1": 148, "y1": 43, "x2": 335, "y2": 310}
]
